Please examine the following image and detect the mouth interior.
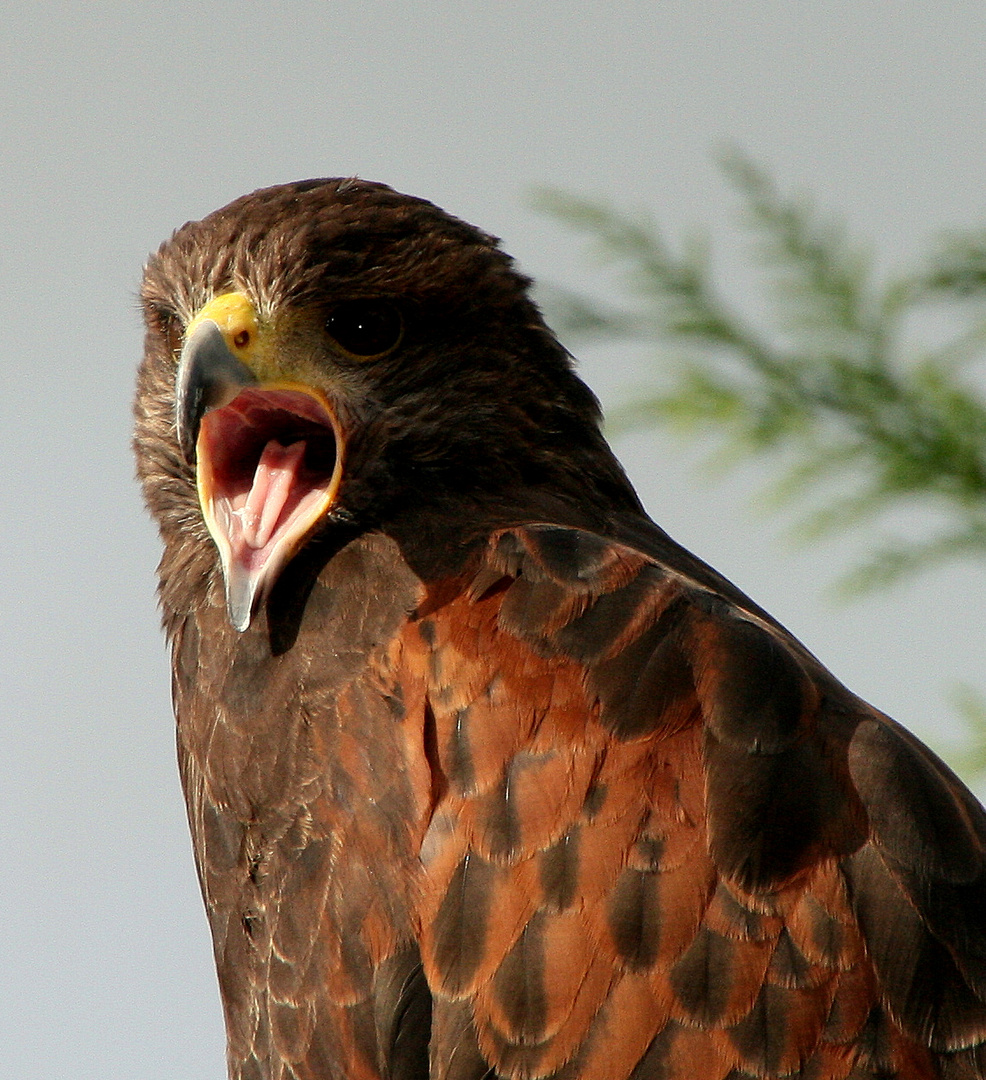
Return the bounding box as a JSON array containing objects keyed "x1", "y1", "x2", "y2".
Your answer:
[{"x1": 197, "y1": 387, "x2": 341, "y2": 573}]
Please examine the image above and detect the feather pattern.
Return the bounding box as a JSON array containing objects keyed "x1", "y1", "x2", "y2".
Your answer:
[{"x1": 134, "y1": 180, "x2": 986, "y2": 1079}]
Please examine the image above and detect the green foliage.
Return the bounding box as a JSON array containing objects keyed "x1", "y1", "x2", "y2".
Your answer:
[
  {"x1": 534, "y1": 151, "x2": 986, "y2": 593},
  {"x1": 948, "y1": 685, "x2": 986, "y2": 779}
]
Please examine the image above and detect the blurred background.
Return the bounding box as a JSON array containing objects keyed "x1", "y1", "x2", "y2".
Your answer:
[{"x1": 3, "y1": 3, "x2": 985, "y2": 1077}]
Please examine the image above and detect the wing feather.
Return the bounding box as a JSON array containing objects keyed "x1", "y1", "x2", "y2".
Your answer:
[
  {"x1": 175, "y1": 521, "x2": 986, "y2": 1079},
  {"x1": 416, "y1": 524, "x2": 986, "y2": 1079}
]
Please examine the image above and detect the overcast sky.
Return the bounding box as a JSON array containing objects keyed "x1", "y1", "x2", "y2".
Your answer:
[{"x1": 4, "y1": 3, "x2": 986, "y2": 1077}]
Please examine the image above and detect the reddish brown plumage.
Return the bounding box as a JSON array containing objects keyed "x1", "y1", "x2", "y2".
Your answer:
[{"x1": 135, "y1": 180, "x2": 986, "y2": 1080}]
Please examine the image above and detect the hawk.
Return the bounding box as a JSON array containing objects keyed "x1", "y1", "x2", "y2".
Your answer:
[{"x1": 134, "y1": 180, "x2": 986, "y2": 1080}]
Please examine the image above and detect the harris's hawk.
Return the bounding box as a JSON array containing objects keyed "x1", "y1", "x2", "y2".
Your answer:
[{"x1": 134, "y1": 180, "x2": 986, "y2": 1080}]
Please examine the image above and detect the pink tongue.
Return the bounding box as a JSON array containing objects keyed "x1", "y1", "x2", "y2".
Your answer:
[{"x1": 240, "y1": 440, "x2": 306, "y2": 550}]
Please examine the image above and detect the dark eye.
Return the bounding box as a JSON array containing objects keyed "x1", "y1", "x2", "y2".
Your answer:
[{"x1": 325, "y1": 300, "x2": 403, "y2": 359}]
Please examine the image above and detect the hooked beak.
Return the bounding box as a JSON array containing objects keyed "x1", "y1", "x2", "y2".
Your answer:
[
  {"x1": 176, "y1": 296, "x2": 345, "y2": 631},
  {"x1": 176, "y1": 319, "x2": 257, "y2": 463}
]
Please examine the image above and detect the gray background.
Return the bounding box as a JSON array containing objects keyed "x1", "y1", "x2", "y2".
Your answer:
[{"x1": 3, "y1": 3, "x2": 985, "y2": 1077}]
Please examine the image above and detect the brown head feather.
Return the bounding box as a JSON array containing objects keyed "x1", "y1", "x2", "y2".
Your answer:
[{"x1": 136, "y1": 179, "x2": 644, "y2": 622}]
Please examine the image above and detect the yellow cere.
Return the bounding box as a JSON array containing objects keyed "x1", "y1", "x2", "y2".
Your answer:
[{"x1": 186, "y1": 291, "x2": 263, "y2": 358}]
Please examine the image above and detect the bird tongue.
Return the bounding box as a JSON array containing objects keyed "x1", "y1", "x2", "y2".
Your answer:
[
  {"x1": 218, "y1": 436, "x2": 325, "y2": 625},
  {"x1": 238, "y1": 439, "x2": 307, "y2": 554},
  {"x1": 206, "y1": 433, "x2": 315, "y2": 630}
]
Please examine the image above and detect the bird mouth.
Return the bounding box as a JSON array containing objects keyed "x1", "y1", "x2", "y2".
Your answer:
[{"x1": 195, "y1": 386, "x2": 344, "y2": 631}]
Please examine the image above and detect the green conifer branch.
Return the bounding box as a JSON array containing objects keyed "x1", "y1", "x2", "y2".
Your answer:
[{"x1": 535, "y1": 153, "x2": 986, "y2": 590}]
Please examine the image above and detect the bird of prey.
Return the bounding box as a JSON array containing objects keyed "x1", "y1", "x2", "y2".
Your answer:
[{"x1": 134, "y1": 180, "x2": 986, "y2": 1080}]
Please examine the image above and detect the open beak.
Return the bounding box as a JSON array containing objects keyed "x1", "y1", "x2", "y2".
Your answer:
[{"x1": 176, "y1": 295, "x2": 344, "y2": 631}]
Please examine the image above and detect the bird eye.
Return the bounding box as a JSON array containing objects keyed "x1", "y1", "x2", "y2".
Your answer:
[{"x1": 325, "y1": 300, "x2": 403, "y2": 359}]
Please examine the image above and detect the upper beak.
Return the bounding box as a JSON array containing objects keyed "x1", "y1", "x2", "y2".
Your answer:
[{"x1": 175, "y1": 319, "x2": 258, "y2": 464}]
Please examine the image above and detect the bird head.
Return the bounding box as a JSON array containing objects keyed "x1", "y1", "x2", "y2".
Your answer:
[{"x1": 135, "y1": 180, "x2": 638, "y2": 631}]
